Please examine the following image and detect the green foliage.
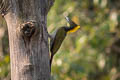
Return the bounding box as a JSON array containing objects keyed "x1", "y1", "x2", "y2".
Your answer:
[
  {"x1": 0, "y1": 0, "x2": 120, "y2": 80},
  {"x1": 0, "y1": 55, "x2": 10, "y2": 79},
  {"x1": 48, "y1": 0, "x2": 120, "y2": 80}
]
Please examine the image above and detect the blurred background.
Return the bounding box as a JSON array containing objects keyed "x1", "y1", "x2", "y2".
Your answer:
[{"x1": 0, "y1": 0, "x2": 120, "y2": 80}]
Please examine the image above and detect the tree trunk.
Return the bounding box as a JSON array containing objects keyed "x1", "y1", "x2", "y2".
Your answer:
[{"x1": 1, "y1": 0, "x2": 55, "y2": 80}]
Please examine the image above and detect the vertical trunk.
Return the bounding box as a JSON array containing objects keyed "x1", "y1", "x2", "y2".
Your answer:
[{"x1": 2, "y1": 0, "x2": 55, "y2": 80}]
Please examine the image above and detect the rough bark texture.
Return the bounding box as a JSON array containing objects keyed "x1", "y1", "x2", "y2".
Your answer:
[{"x1": 0, "y1": 0, "x2": 55, "y2": 80}]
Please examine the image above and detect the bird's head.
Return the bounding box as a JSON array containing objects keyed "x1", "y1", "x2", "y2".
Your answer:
[{"x1": 65, "y1": 16, "x2": 80, "y2": 33}]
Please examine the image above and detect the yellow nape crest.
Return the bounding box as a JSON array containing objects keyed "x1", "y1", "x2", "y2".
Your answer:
[{"x1": 67, "y1": 26, "x2": 80, "y2": 33}]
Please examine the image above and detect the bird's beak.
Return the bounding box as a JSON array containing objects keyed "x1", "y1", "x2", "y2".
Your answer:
[{"x1": 65, "y1": 16, "x2": 71, "y2": 24}]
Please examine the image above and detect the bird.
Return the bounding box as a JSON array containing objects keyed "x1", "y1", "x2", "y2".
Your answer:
[{"x1": 50, "y1": 16, "x2": 80, "y2": 69}]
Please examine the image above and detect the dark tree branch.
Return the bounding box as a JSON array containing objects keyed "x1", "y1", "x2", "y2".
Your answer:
[
  {"x1": 0, "y1": 0, "x2": 10, "y2": 16},
  {"x1": 47, "y1": 0, "x2": 55, "y2": 13}
]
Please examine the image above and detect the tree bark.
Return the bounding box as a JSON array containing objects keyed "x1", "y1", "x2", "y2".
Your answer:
[{"x1": 0, "y1": 0, "x2": 55, "y2": 80}]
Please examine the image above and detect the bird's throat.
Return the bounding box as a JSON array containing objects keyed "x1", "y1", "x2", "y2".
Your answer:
[{"x1": 67, "y1": 26, "x2": 80, "y2": 33}]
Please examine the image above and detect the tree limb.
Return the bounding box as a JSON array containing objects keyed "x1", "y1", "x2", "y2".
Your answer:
[
  {"x1": 47, "y1": 0, "x2": 55, "y2": 13},
  {"x1": 0, "y1": 0, "x2": 10, "y2": 16}
]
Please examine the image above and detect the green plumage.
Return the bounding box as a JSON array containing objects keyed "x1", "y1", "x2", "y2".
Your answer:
[
  {"x1": 50, "y1": 27, "x2": 67, "y2": 67},
  {"x1": 50, "y1": 27, "x2": 67, "y2": 55}
]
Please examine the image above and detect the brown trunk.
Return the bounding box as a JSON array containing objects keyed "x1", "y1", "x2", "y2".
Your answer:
[{"x1": 1, "y1": 0, "x2": 55, "y2": 80}]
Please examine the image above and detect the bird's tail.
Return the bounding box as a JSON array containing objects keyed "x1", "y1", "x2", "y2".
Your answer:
[{"x1": 50, "y1": 54, "x2": 54, "y2": 71}]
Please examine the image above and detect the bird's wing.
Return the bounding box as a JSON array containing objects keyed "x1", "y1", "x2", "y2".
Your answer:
[{"x1": 50, "y1": 27, "x2": 67, "y2": 55}]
